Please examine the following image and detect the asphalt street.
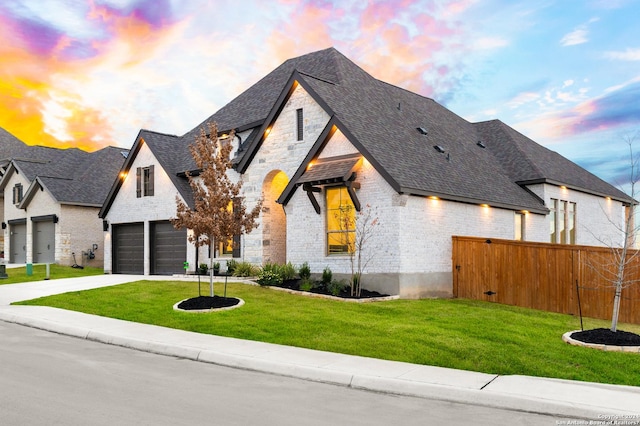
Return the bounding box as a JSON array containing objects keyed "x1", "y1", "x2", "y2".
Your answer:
[{"x1": 0, "y1": 321, "x2": 558, "y2": 426}]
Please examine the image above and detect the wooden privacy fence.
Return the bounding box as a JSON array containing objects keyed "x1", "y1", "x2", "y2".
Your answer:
[{"x1": 452, "y1": 236, "x2": 640, "y2": 325}]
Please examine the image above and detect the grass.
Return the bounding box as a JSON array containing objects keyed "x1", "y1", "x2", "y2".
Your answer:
[
  {"x1": 0, "y1": 264, "x2": 104, "y2": 284},
  {"x1": 13, "y1": 280, "x2": 640, "y2": 387}
]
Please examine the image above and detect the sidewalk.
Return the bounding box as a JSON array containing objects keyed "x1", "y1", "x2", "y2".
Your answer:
[{"x1": 1, "y1": 275, "x2": 639, "y2": 419}]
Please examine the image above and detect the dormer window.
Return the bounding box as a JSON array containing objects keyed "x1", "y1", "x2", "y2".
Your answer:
[{"x1": 12, "y1": 183, "x2": 23, "y2": 205}]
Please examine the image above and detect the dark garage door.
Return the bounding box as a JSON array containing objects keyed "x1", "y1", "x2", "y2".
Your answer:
[
  {"x1": 151, "y1": 221, "x2": 186, "y2": 275},
  {"x1": 112, "y1": 223, "x2": 144, "y2": 274}
]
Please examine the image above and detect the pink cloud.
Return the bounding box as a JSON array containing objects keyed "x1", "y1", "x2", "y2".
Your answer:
[
  {"x1": 261, "y1": 1, "x2": 469, "y2": 99},
  {"x1": 516, "y1": 81, "x2": 640, "y2": 141}
]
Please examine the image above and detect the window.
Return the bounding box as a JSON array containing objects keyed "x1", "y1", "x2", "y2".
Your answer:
[
  {"x1": 296, "y1": 108, "x2": 303, "y2": 141},
  {"x1": 550, "y1": 199, "x2": 557, "y2": 243},
  {"x1": 219, "y1": 238, "x2": 234, "y2": 256},
  {"x1": 209, "y1": 200, "x2": 240, "y2": 257},
  {"x1": 12, "y1": 183, "x2": 23, "y2": 205},
  {"x1": 514, "y1": 212, "x2": 525, "y2": 241},
  {"x1": 550, "y1": 198, "x2": 576, "y2": 244},
  {"x1": 136, "y1": 165, "x2": 154, "y2": 197},
  {"x1": 326, "y1": 187, "x2": 355, "y2": 254},
  {"x1": 568, "y1": 202, "x2": 576, "y2": 244}
]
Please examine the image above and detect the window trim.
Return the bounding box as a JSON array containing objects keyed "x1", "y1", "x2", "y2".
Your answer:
[
  {"x1": 136, "y1": 165, "x2": 155, "y2": 197},
  {"x1": 12, "y1": 183, "x2": 23, "y2": 205},
  {"x1": 550, "y1": 198, "x2": 576, "y2": 244},
  {"x1": 325, "y1": 186, "x2": 355, "y2": 256}
]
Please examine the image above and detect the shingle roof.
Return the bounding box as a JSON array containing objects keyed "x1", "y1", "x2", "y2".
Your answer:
[
  {"x1": 120, "y1": 47, "x2": 629, "y2": 214},
  {"x1": 0, "y1": 128, "x2": 30, "y2": 165},
  {"x1": 474, "y1": 120, "x2": 630, "y2": 200},
  {"x1": 217, "y1": 47, "x2": 629, "y2": 210},
  {"x1": 139, "y1": 129, "x2": 194, "y2": 207},
  {"x1": 0, "y1": 127, "x2": 128, "y2": 206}
]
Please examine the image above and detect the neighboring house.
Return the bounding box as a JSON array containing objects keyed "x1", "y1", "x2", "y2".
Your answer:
[
  {"x1": 0, "y1": 127, "x2": 128, "y2": 266},
  {"x1": 100, "y1": 48, "x2": 633, "y2": 298}
]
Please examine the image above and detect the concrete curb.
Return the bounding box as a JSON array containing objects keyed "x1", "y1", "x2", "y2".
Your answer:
[{"x1": 2, "y1": 306, "x2": 639, "y2": 419}]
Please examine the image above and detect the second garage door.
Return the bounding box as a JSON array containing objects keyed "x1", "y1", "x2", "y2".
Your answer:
[
  {"x1": 151, "y1": 221, "x2": 187, "y2": 275},
  {"x1": 33, "y1": 219, "x2": 56, "y2": 263}
]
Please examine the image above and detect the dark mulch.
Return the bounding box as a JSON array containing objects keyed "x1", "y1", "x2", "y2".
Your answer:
[
  {"x1": 177, "y1": 296, "x2": 240, "y2": 310},
  {"x1": 277, "y1": 279, "x2": 389, "y2": 299},
  {"x1": 570, "y1": 328, "x2": 640, "y2": 346}
]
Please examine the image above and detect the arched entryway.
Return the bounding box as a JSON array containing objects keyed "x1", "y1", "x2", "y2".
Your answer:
[{"x1": 262, "y1": 170, "x2": 289, "y2": 265}]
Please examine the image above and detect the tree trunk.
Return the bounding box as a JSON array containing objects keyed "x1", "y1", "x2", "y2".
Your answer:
[{"x1": 611, "y1": 282, "x2": 622, "y2": 332}]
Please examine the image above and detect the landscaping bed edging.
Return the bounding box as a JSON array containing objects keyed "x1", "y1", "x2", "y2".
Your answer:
[
  {"x1": 173, "y1": 298, "x2": 245, "y2": 313},
  {"x1": 562, "y1": 330, "x2": 640, "y2": 353}
]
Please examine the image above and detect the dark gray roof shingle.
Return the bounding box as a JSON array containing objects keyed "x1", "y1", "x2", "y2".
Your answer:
[
  {"x1": 126, "y1": 47, "x2": 628, "y2": 213},
  {"x1": 1, "y1": 127, "x2": 128, "y2": 206}
]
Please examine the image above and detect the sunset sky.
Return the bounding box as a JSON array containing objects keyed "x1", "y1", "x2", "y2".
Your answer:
[{"x1": 1, "y1": 0, "x2": 639, "y2": 187}]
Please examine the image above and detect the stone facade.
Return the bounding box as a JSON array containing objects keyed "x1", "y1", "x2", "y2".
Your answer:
[
  {"x1": 102, "y1": 82, "x2": 629, "y2": 299},
  {"x1": 1, "y1": 170, "x2": 105, "y2": 267},
  {"x1": 103, "y1": 141, "x2": 192, "y2": 274}
]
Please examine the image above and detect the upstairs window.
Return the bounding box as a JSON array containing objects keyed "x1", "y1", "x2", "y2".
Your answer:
[
  {"x1": 296, "y1": 108, "x2": 304, "y2": 141},
  {"x1": 12, "y1": 183, "x2": 23, "y2": 205},
  {"x1": 326, "y1": 186, "x2": 355, "y2": 255},
  {"x1": 136, "y1": 165, "x2": 154, "y2": 197}
]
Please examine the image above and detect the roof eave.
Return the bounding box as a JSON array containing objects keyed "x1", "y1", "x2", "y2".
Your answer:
[
  {"x1": 99, "y1": 132, "x2": 145, "y2": 218},
  {"x1": 518, "y1": 178, "x2": 635, "y2": 204},
  {"x1": 399, "y1": 186, "x2": 549, "y2": 215}
]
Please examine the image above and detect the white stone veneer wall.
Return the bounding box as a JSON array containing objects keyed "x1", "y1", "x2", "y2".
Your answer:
[
  {"x1": 527, "y1": 183, "x2": 627, "y2": 247},
  {"x1": 227, "y1": 83, "x2": 330, "y2": 265},
  {"x1": 104, "y1": 141, "x2": 193, "y2": 274}
]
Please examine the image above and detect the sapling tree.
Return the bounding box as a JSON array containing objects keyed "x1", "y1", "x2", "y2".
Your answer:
[
  {"x1": 584, "y1": 132, "x2": 640, "y2": 332},
  {"x1": 171, "y1": 121, "x2": 262, "y2": 297},
  {"x1": 339, "y1": 203, "x2": 379, "y2": 297}
]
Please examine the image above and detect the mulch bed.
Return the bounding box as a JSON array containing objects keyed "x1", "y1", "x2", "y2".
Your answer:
[
  {"x1": 177, "y1": 296, "x2": 240, "y2": 310},
  {"x1": 278, "y1": 279, "x2": 389, "y2": 299},
  {"x1": 570, "y1": 328, "x2": 640, "y2": 346}
]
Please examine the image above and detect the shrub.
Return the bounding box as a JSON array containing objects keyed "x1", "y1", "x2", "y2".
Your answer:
[
  {"x1": 199, "y1": 263, "x2": 208, "y2": 275},
  {"x1": 322, "y1": 267, "x2": 332, "y2": 285},
  {"x1": 299, "y1": 278, "x2": 313, "y2": 292},
  {"x1": 233, "y1": 261, "x2": 259, "y2": 277},
  {"x1": 262, "y1": 262, "x2": 280, "y2": 275},
  {"x1": 328, "y1": 279, "x2": 346, "y2": 296},
  {"x1": 226, "y1": 259, "x2": 238, "y2": 275},
  {"x1": 256, "y1": 270, "x2": 282, "y2": 287},
  {"x1": 280, "y1": 262, "x2": 297, "y2": 281},
  {"x1": 299, "y1": 262, "x2": 311, "y2": 280}
]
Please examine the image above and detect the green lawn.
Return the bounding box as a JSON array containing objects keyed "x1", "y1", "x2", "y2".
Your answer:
[
  {"x1": 13, "y1": 280, "x2": 640, "y2": 387},
  {"x1": 0, "y1": 264, "x2": 104, "y2": 284}
]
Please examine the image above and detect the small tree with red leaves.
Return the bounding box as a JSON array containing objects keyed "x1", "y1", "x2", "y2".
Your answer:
[{"x1": 171, "y1": 121, "x2": 262, "y2": 297}]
